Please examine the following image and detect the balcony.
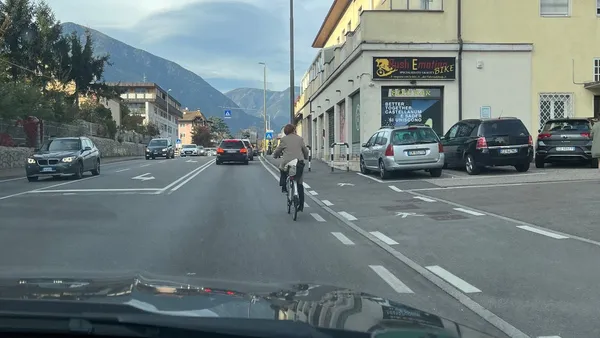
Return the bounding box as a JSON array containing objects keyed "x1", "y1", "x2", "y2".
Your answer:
[
  {"x1": 378, "y1": 0, "x2": 444, "y2": 10},
  {"x1": 121, "y1": 93, "x2": 155, "y2": 100}
]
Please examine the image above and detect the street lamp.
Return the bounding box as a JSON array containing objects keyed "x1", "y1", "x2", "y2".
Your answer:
[
  {"x1": 167, "y1": 88, "x2": 172, "y2": 139},
  {"x1": 289, "y1": 0, "x2": 295, "y2": 124},
  {"x1": 258, "y1": 62, "x2": 267, "y2": 151}
]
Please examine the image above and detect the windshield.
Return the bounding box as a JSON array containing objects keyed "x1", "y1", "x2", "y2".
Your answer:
[
  {"x1": 41, "y1": 139, "x2": 81, "y2": 151},
  {"x1": 148, "y1": 140, "x2": 168, "y2": 147},
  {"x1": 391, "y1": 128, "x2": 439, "y2": 145},
  {"x1": 542, "y1": 120, "x2": 590, "y2": 132},
  {"x1": 183, "y1": 144, "x2": 196, "y2": 148},
  {"x1": 219, "y1": 140, "x2": 244, "y2": 149}
]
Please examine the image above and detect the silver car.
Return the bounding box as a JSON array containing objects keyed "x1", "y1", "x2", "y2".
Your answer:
[
  {"x1": 181, "y1": 144, "x2": 199, "y2": 156},
  {"x1": 360, "y1": 125, "x2": 445, "y2": 179}
]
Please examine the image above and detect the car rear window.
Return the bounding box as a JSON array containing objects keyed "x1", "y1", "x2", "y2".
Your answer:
[
  {"x1": 391, "y1": 128, "x2": 439, "y2": 145},
  {"x1": 242, "y1": 141, "x2": 251, "y2": 147},
  {"x1": 183, "y1": 144, "x2": 196, "y2": 148},
  {"x1": 220, "y1": 140, "x2": 244, "y2": 149},
  {"x1": 542, "y1": 120, "x2": 590, "y2": 132},
  {"x1": 149, "y1": 139, "x2": 167, "y2": 147},
  {"x1": 480, "y1": 120, "x2": 529, "y2": 136}
]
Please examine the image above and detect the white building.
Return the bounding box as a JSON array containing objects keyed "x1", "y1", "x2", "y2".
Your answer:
[{"x1": 110, "y1": 82, "x2": 183, "y2": 143}]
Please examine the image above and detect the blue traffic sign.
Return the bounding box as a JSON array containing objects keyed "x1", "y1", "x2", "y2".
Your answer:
[
  {"x1": 224, "y1": 109, "x2": 232, "y2": 119},
  {"x1": 176, "y1": 138, "x2": 181, "y2": 144},
  {"x1": 265, "y1": 131, "x2": 273, "y2": 140}
]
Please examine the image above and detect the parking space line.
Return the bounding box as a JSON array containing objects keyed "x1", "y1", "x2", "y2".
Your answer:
[
  {"x1": 331, "y1": 232, "x2": 354, "y2": 245},
  {"x1": 357, "y1": 173, "x2": 383, "y2": 182},
  {"x1": 370, "y1": 231, "x2": 398, "y2": 245},
  {"x1": 322, "y1": 199, "x2": 333, "y2": 206},
  {"x1": 426, "y1": 265, "x2": 481, "y2": 293},
  {"x1": 413, "y1": 196, "x2": 436, "y2": 202},
  {"x1": 310, "y1": 213, "x2": 326, "y2": 222},
  {"x1": 339, "y1": 211, "x2": 357, "y2": 221},
  {"x1": 516, "y1": 226, "x2": 568, "y2": 239},
  {"x1": 407, "y1": 178, "x2": 600, "y2": 192},
  {"x1": 454, "y1": 207, "x2": 485, "y2": 216},
  {"x1": 369, "y1": 265, "x2": 414, "y2": 293},
  {"x1": 388, "y1": 185, "x2": 402, "y2": 192},
  {"x1": 308, "y1": 190, "x2": 318, "y2": 195}
]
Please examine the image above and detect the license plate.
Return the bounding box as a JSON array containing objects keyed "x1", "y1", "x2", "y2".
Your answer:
[
  {"x1": 42, "y1": 167, "x2": 54, "y2": 172},
  {"x1": 556, "y1": 146, "x2": 575, "y2": 151},
  {"x1": 407, "y1": 150, "x2": 427, "y2": 156},
  {"x1": 227, "y1": 150, "x2": 237, "y2": 153},
  {"x1": 499, "y1": 148, "x2": 518, "y2": 154}
]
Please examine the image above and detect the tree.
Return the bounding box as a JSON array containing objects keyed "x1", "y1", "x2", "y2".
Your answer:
[
  {"x1": 240, "y1": 129, "x2": 251, "y2": 139},
  {"x1": 191, "y1": 125, "x2": 213, "y2": 147},
  {"x1": 207, "y1": 116, "x2": 230, "y2": 139}
]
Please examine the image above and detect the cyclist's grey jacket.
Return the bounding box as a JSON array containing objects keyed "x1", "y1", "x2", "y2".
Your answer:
[{"x1": 273, "y1": 133, "x2": 309, "y2": 178}]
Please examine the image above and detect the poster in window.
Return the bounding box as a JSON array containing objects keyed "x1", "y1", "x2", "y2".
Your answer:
[
  {"x1": 380, "y1": 87, "x2": 443, "y2": 135},
  {"x1": 339, "y1": 102, "x2": 346, "y2": 143}
]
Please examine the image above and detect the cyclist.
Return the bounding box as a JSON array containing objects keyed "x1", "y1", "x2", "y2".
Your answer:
[{"x1": 273, "y1": 124, "x2": 309, "y2": 211}]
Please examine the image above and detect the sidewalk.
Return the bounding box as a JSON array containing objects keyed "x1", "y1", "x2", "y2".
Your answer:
[{"x1": 0, "y1": 156, "x2": 141, "y2": 180}]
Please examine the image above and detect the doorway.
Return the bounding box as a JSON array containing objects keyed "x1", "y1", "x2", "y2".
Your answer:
[{"x1": 594, "y1": 96, "x2": 600, "y2": 119}]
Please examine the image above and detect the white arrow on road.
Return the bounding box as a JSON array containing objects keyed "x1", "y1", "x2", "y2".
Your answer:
[
  {"x1": 132, "y1": 173, "x2": 155, "y2": 181},
  {"x1": 186, "y1": 159, "x2": 198, "y2": 163},
  {"x1": 395, "y1": 212, "x2": 423, "y2": 218},
  {"x1": 337, "y1": 183, "x2": 355, "y2": 187}
]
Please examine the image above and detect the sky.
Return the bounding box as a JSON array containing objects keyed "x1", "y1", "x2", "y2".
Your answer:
[{"x1": 44, "y1": 0, "x2": 331, "y2": 93}]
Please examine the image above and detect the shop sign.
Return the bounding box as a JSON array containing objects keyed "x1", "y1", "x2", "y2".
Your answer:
[{"x1": 373, "y1": 57, "x2": 456, "y2": 80}]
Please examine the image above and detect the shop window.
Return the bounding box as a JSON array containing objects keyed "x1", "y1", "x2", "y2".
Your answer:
[
  {"x1": 594, "y1": 58, "x2": 600, "y2": 81},
  {"x1": 540, "y1": 0, "x2": 570, "y2": 16},
  {"x1": 539, "y1": 93, "x2": 573, "y2": 129}
]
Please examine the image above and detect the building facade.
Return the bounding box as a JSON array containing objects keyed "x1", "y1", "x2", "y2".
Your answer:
[
  {"x1": 295, "y1": 0, "x2": 600, "y2": 160},
  {"x1": 178, "y1": 109, "x2": 208, "y2": 145},
  {"x1": 110, "y1": 82, "x2": 183, "y2": 143}
]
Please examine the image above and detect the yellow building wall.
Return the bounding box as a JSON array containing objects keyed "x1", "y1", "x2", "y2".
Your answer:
[
  {"x1": 462, "y1": 0, "x2": 600, "y2": 126},
  {"x1": 324, "y1": 0, "x2": 371, "y2": 48}
]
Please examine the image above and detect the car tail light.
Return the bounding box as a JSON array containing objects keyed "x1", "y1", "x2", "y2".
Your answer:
[
  {"x1": 538, "y1": 133, "x2": 551, "y2": 139},
  {"x1": 240, "y1": 148, "x2": 247, "y2": 153},
  {"x1": 528, "y1": 135, "x2": 533, "y2": 145},
  {"x1": 384, "y1": 144, "x2": 394, "y2": 156},
  {"x1": 581, "y1": 132, "x2": 590, "y2": 138},
  {"x1": 217, "y1": 148, "x2": 224, "y2": 154},
  {"x1": 475, "y1": 137, "x2": 487, "y2": 149},
  {"x1": 438, "y1": 142, "x2": 443, "y2": 152}
]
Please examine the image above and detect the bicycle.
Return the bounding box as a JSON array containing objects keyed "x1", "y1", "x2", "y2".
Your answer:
[{"x1": 284, "y1": 159, "x2": 302, "y2": 221}]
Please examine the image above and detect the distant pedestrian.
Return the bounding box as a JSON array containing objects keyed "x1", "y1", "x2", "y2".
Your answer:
[{"x1": 591, "y1": 120, "x2": 600, "y2": 169}]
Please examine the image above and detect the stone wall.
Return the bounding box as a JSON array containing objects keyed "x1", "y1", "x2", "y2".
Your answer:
[{"x1": 0, "y1": 136, "x2": 145, "y2": 169}]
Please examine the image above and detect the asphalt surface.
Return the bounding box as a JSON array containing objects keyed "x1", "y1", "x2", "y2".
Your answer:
[{"x1": 1, "y1": 154, "x2": 597, "y2": 338}]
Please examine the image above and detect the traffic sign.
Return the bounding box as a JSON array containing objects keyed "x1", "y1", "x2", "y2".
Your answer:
[
  {"x1": 265, "y1": 130, "x2": 273, "y2": 140},
  {"x1": 224, "y1": 109, "x2": 232, "y2": 119},
  {"x1": 176, "y1": 138, "x2": 181, "y2": 144}
]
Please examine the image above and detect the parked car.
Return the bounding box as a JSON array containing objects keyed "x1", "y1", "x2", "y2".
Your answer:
[
  {"x1": 146, "y1": 138, "x2": 175, "y2": 159},
  {"x1": 216, "y1": 139, "x2": 249, "y2": 165},
  {"x1": 25, "y1": 137, "x2": 100, "y2": 182},
  {"x1": 441, "y1": 117, "x2": 533, "y2": 175},
  {"x1": 197, "y1": 145, "x2": 206, "y2": 156},
  {"x1": 241, "y1": 139, "x2": 254, "y2": 161},
  {"x1": 180, "y1": 144, "x2": 199, "y2": 156},
  {"x1": 535, "y1": 118, "x2": 595, "y2": 168},
  {"x1": 360, "y1": 125, "x2": 444, "y2": 179}
]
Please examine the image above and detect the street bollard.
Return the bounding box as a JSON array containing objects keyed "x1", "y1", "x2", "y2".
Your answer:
[
  {"x1": 306, "y1": 145, "x2": 312, "y2": 172},
  {"x1": 329, "y1": 142, "x2": 350, "y2": 172}
]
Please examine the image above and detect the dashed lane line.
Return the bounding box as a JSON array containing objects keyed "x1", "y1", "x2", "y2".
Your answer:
[
  {"x1": 413, "y1": 196, "x2": 436, "y2": 202},
  {"x1": 308, "y1": 190, "x2": 318, "y2": 195},
  {"x1": 454, "y1": 207, "x2": 486, "y2": 216},
  {"x1": 369, "y1": 265, "x2": 414, "y2": 293},
  {"x1": 303, "y1": 182, "x2": 311, "y2": 189},
  {"x1": 516, "y1": 226, "x2": 568, "y2": 240},
  {"x1": 310, "y1": 213, "x2": 326, "y2": 222},
  {"x1": 426, "y1": 265, "x2": 482, "y2": 294},
  {"x1": 322, "y1": 200, "x2": 333, "y2": 206},
  {"x1": 115, "y1": 168, "x2": 130, "y2": 173},
  {"x1": 370, "y1": 231, "x2": 398, "y2": 245},
  {"x1": 338, "y1": 211, "x2": 357, "y2": 221},
  {"x1": 331, "y1": 232, "x2": 355, "y2": 245}
]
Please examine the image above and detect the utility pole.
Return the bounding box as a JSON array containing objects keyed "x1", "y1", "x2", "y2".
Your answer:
[
  {"x1": 259, "y1": 62, "x2": 268, "y2": 152},
  {"x1": 289, "y1": 0, "x2": 295, "y2": 124}
]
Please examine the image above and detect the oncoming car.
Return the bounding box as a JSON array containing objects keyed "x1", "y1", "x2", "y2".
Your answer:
[{"x1": 181, "y1": 144, "x2": 199, "y2": 156}]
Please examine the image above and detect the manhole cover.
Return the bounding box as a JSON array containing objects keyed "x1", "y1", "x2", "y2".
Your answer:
[
  {"x1": 381, "y1": 204, "x2": 420, "y2": 211},
  {"x1": 429, "y1": 214, "x2": 468, "y2": 221}
]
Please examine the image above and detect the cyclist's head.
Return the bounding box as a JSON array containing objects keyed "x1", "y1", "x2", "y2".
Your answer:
[{"x1": 283, "y1": 124, "x2": 296, "y2": 135}]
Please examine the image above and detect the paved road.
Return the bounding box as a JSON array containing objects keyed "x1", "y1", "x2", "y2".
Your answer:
[
  {"x1": 284, "y1": 157, "x2": 600, "y2": 338},
  {"x1": 0, "y1": 155, "x2": 509, "y2": 338}
]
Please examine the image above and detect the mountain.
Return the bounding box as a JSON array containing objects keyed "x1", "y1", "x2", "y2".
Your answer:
[
  {"x1": 60, "y1": 22, "x2": 260, "y2": 133},
  {"x1": 224, "y1": 87, "x2": 300, "y2": 131}
]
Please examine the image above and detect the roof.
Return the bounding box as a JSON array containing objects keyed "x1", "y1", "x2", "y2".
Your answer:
[
  {"x1": 312, "y1": 0, "x2": 352, "y2": 48},
  {"x1": 107, "y1": 82, "x2": 182, "y2": 106},
  {"x1": 180, "y1": 110, "x2": 207, "y2": 122}
]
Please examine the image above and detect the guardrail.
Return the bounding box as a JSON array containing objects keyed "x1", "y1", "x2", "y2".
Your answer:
[{"x1": 329, "y1": 142, "x2": 350, "y2": 172}]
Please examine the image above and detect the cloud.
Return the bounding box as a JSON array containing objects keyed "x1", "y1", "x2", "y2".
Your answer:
[{"x1": 45, "y1": 0, "x2": 331, "y2": 91}]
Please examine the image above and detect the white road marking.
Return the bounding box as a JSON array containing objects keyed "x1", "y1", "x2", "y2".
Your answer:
[
  {"x1": 413, "y1": 196, "x2": 436, "y2": 202},
  {"x1": 158, "y1": 160, "x2": 214, "y2": 194},
  {"x1": 140, "y1": 164, "x2": 151, "y2": 167},
  {"x1": 406, "y1": 178, "x2": 597, "y2": 192},
  {"x1": 310, "y1": 213, "x2": 326, "y2": 222},
  {"x1": 426, "y1": 266, "x2": 481, "y2": 293},
  {"x1": 132, "y1": 173, "x2": 155, "y2": 181},
  {"x1": 304, "y1": 202, "x2": 309, "y2": 208},
  {"x1": 395, "y1": 212, "x2": 423, "y2": 218},
  {"x1": 331, "y1": 232, "x2": 354, "y2": 245},
  {"x1": 0, "y1": 175, "x2": 97, "y2": 201},
  {"x1": 454, "y1": 207, "x2": 485, "y2": 216},
  {"x1": 303, "y1": 182, "x2": 311, "y2": 189},
  {"x1": 0, "y1": 177, "x2": 24, "y2": 183},
  {"x1": 28, "y1": 188, "x2": 160, "y2": 193},
  {"x1": 517, "y1": 226, "x2": 569, "y2": 239},
  {"x1": 115, "y1": 168, "x2": 130, "y2": 173},
  {"x1": 357, "y1": 173, "x2": 383, "y2": 182},
  {"x1": 63, "y1": 193, "x2": 76, "y2": 195},
  {"x1": 388, "y1": 185, "x2": 402, "y2": 192},
  {"x1": 168, "y1": 160, "x2": 215, "y2": 193},
  {"x1": 308, "y1": 190, "x2": 318, "y2": 195},
  {"x1": 537, "y1": 336, "x2": 561, "y2": 338},
  {"x1": 322, "y1": 200, "x2": 333, "y2": 206},
  {"x1": 369, "y1": 265, "x2": 414, "y2": 293},
  {"x1": 338, "y1": 211, "x2": 357, "y2": 221},
  {"x1": 370, "y1": 231, "x2": 398, "y2": 245}
]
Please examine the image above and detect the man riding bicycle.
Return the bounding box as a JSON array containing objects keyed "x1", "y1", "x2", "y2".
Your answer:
[{"x1": 272, "y1": 124, "x2": 309, "y2": 211}]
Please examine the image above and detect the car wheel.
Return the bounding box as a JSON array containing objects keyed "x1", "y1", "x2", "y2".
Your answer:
[
  {"x1": 244, "y1": 160, "x2": 249, "y2": 165},
  {"x1": 27, "y1": 176, "x2": 38, "y2": 182},
  {"x1": 74, "y1": 161, "x2": 84, "y2": 179},
  {"x1": 379, "y1": 160, "x2": 390, "y2": 179},
  {"x1": 464, "y1": 154, "x2": 480, "y2": 175},
  {"x1": 360, "y1": 156, "x2": 370, "y2": 174},
  {"x1": 216, "y1": 161, "x2": 221, "y2": 165},
  {"x1": 591, "y1": 158, "x2": 598, "y2": 168},
  {"x1": 430, "y1": 168, "x2": 443, "y2": 177},
  {"x1": 91, "y1": 159, "x2": 100, "y2": 176},
  {"x1": 515, "y1": 162, "x2": 530, "y2": 172},
  {"x1": 535, "y1": 157, "x2": 545, "y2": 168},
  {"x1": 145, "y1": 156, "x2": 150, "y2": 160}
]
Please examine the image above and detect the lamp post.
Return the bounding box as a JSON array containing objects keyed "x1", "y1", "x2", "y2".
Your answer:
[
  {"x1": 166, "y1": 88, "x2": 172, "y2": 139},
  {"x1": 258, "y1": 62, "x2": 267, "y2": 152},
  {"x1": 289, "y1": 0, "x2": 295, "y2": 124}
]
